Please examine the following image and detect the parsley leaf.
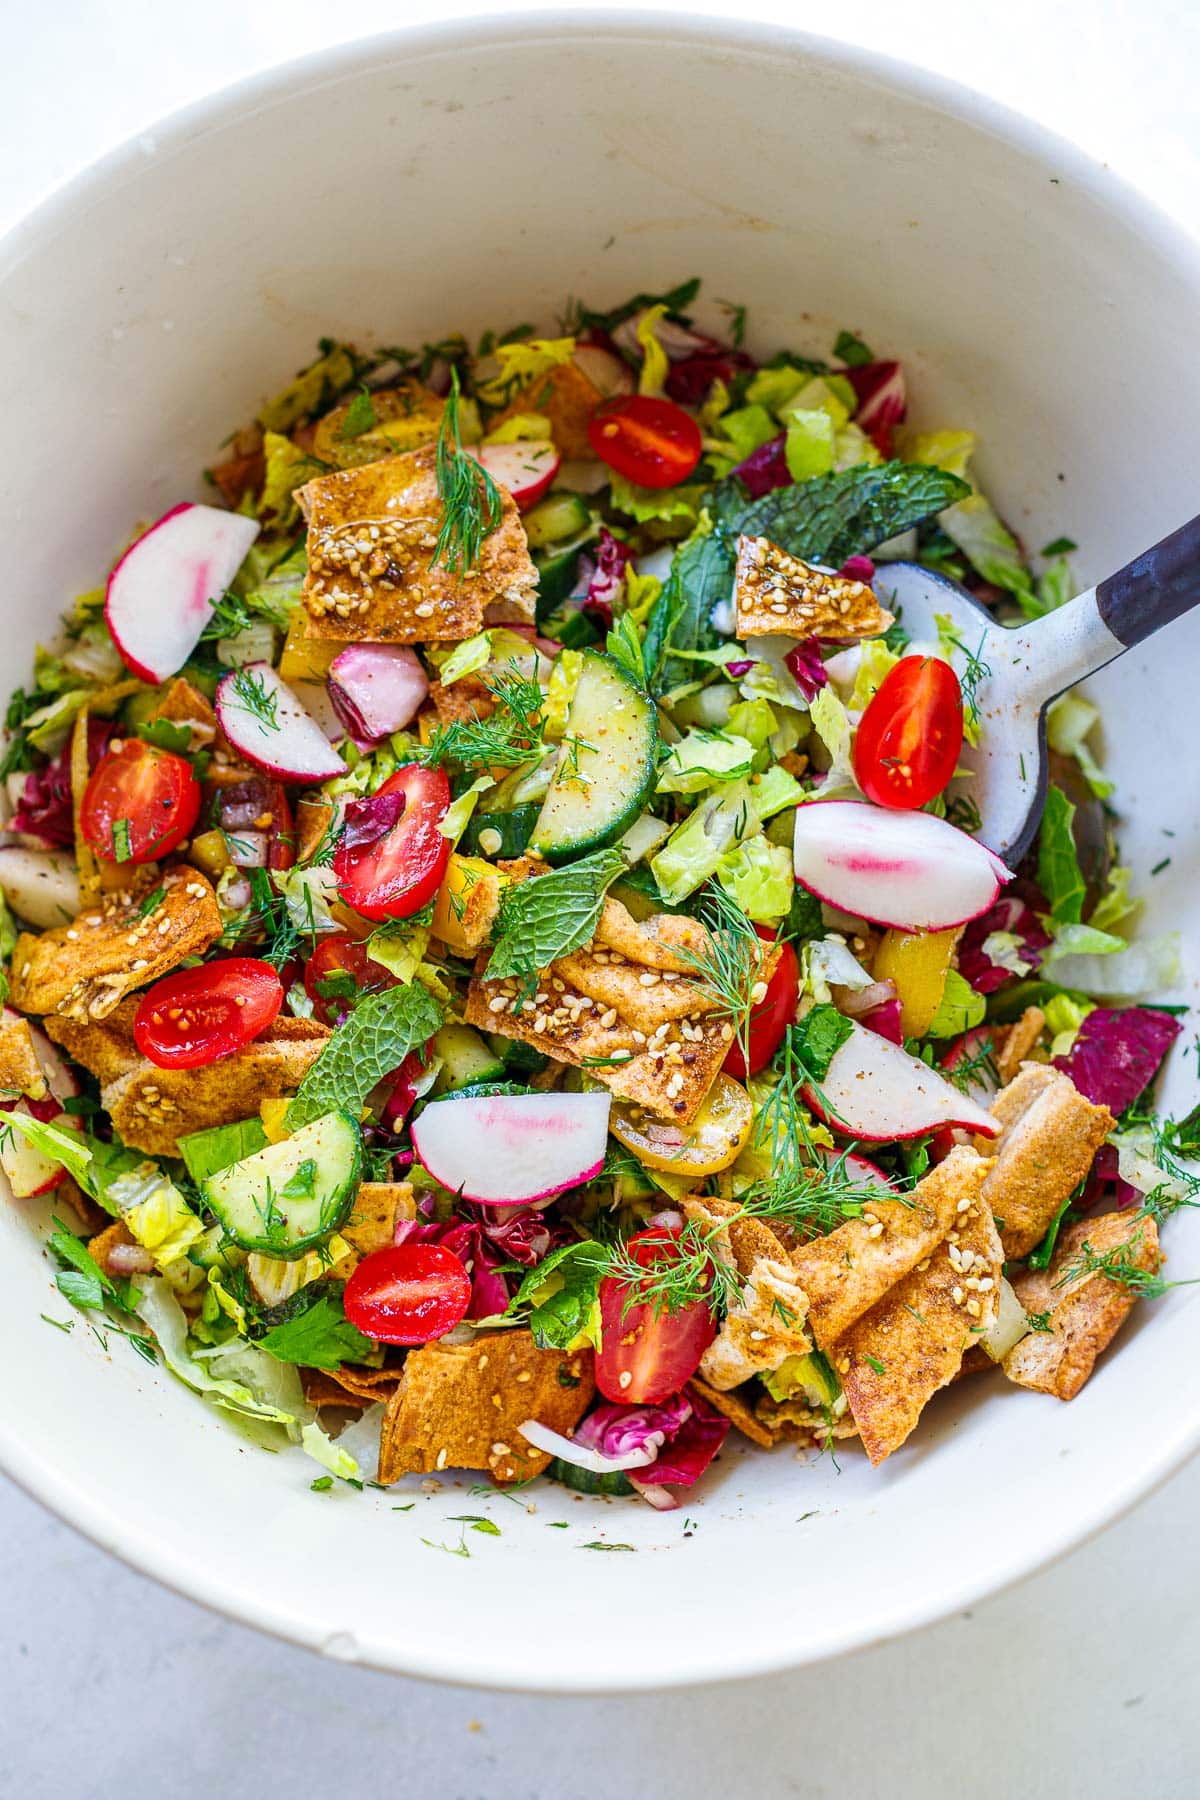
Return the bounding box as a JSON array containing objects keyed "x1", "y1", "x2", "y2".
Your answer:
[
  {"x1": 337, "y1": 385, "x2": 378, "y2": 441},
  {"x1": 136, "y1": 718, "x2": 192, "y2": 753},
  {"x1": 287, "y1": 980, "x2": 442, "y2": 1129},
  {"x1": 1036, "y1": 783, "x2": 1086, "y2": 924},
  {"x1": 257, "y1": 1290, "x2": 375, "y2": 1372},
  {"x1": 485, "y1": 849, "x2": 625, "y2": 985},
  {"x1": 791, "y1": 1004, "x2": 854, "y2": 1083}
]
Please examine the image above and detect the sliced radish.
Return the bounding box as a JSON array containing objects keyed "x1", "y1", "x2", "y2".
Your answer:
[
  {"x1": 106, "y1": 503, "x2": 260, "y2": 685},
  {"x1": 941, "y1": 1027, "x2": 1002, "y2": 1108},
  {"x1": 0, "y1": 1105, "x2": 67, "y2": 1198},
  {"x1": 411, "y1": 1091, "x2": 611, "y2": 1205},
  {"x1": 805, "y1": 1020, "x2": 1000, "y2": 1141},
  {"x1": 818, "y1": 1146, "x2": 897, "y2": 1193},
  {"x1": 572, "y1": 344, "x2": 635, "y2": 399},
  {"x1": 0, "y1": 1016, "x2": 82, "y2": 1198},
  {"x1": 471, "y1": 441, "x2": 561, "y2": 512},
  {"x1": 0, "y1": 847, "x2": 80, "y2": 929},
  {"x1": 793, "y1": 802, "x2": 1010, "y2": 931},
  {"x1": 215, "y1": 663, "x2": 346, "y2": 783},
  {"x1": 328, "y1": 644, "x2": 429, "y2": 743}
]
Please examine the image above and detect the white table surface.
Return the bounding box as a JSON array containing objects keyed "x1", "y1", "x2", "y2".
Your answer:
[{"x1": 4, "y1": 4, "x2": 1200, "y2": 1794}]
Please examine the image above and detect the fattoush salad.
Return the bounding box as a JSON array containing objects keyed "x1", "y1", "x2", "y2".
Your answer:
[{"x1": 0, "y1": 277, "x2": 1194, "y2": 1508}]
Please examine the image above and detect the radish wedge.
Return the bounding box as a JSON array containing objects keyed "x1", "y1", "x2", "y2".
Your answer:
[
  {"x1": 411, "y1": 1091, "x2": 611, "y2": 1205},
  {"x1": 572, "y1": 344, "x2": 635, "y2": 399},
  {"x1": 805, "y1": 1020, "x2": 1000, "y2": 1141},
  {"x1": 793, "y1": 801, "x2": 1010, "y2": 931},
  {"x1": 328, "y1": 644, "x2": 428, "y2": 743},
  {"x1": 819, "y1": 1146, "x2": 897, "y2": 1193},
  {"x1": 0, "y1": 1013, "x2": 81, "y2": 1198},
  {"x1": 472, "y1": 441, "x2": 560, "y2": 511},
  {"x1": 106, "y1": 503, "x2": 260, "y2": 684},
  {"x1": 215, "y1": 663, "x2": 346, "y2": 782}
]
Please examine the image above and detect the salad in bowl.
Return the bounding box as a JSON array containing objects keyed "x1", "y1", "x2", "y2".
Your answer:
[{"x1": 0, "y1": 278, "x2": 1191, "y2": 1508}]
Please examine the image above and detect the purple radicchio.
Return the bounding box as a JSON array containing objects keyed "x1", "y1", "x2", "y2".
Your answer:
[
  {"x1": 13, "y1": 718, "x2": 113, "y2": 847},
  {"x1": 784, "y1": 637, "x2": 829, "y2": 703},
  {"x1": 392, "y1": 1204, "x2": 568, "y2": 1320},
  {"x1": 338, "y1": 789, "x2": 406, "y2": 852},
  {"x1": 958, "y1": 894, "x2": 1052, "y2": 994},
  {"x1": 1053, "y1": 1006, "x2": 1182, "y2": 1115},
  {"x1": 573, "y1": 1387, "x2": 730, "y2": 1507},
  {"x1": 580, "y1": 528, "x2": 634, "y2": 631},
  {"x1": 733, "y1": 432, "x2": 790, "y2": 498}
]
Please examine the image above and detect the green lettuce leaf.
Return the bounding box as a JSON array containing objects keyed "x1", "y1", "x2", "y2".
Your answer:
[
  {"x1": 485, "y1": 849, "x2": 626, "y2": 982},
  {"x1": 288, "y1": 981, "x2": 442, "y2": 1129},
  {"x1": 650, "y1": 768, "x2": 802, "y2": 904},
  {"x1": 925, "y1": 969, "x2": 986, "y2": 1037},
  {"x1": 1045, "y1": 692, "x2": 1113, "y2": 799},
  {"x1": 258, "y1": 342, "x2": 357, "y2": 433},
  {"x1": 1036, "y1": 784, "x2": 1085, "y2": 924},
  {"x1": 257, "y1": 1289, "x2": 375, "y2": 1372},
  {"x1": 716, "y1": 836, "x2": 793, "y2": 921},
  {"x1": 506, "y1": 1239, "x2": 608, "y2": 1350},
  {"x1": 178, "y1": 1117, "x2": 270, "y2": 1185},
  {"x1": 656, "y1": 728, "x2": 757, "y2": 795}
]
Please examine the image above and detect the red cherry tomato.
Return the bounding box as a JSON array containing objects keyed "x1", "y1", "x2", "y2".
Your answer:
[
  {"x1": 333, "y1": 765, "x2": 451, "y2": 922},
  {"x1": 723, "y1": 935, "x2": 801, "y2": 1079},
  {"x1": 343, "y1": 1243, "x2": 472, "y2": 1345},
  {"x1": 133, "y1": 956, "x2": 283, "y2": 1069},
  {"x1": 587, "y1": 395, "x2": 703, "y2": 490},
  {"x1": 595, "y1": 1226, "x2": 716, "y2": 1405},
  {"x1": 80, "y1": 740, "x2": 201, "y2": 863},
  {"x1": 852, "y1": 656, "x2": 964, "y2": 810},
  {"x1": 303, "y1": 933, "x2": 398, "y2": 1026}
]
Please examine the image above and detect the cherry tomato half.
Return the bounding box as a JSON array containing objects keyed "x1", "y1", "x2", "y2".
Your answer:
[
  {"x1": 303, "y1": 933, "x2": 398, "y2": 1026},
  {"x1": 723, "y1": 936, "x2": 801, "y2": 1079},
  {"x1": 80, "y1": 740, "x2": 201, "y2": 863},
  {"x1": 595, "y1": 1226, "x2": 716, "y2": 1405},
  {"x1": 343, "y1": 1243, "x2": 472, "y2": 1345},
  {"x1": 333, "y1": 764, "x2": 451, "y2": 922},
  {"x1": 587, "y1": 395, "x2": 703, "y2": 490},
  {"x1": 852, "y1": 655, "x2": 964, "y2": 810},
  {"x1": 133, "y1": 956, "x2": 283, "y2": 1069}
]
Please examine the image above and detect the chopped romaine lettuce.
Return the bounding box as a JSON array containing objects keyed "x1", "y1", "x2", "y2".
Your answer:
[
  {"x1": 716, "y1": 835, "x2": 793, "y2": 920},
  {"x1": 656, "y1": 728, "x2": 757, "y2": 795},
  {"x1": 1045, "y1": 692, "x2": 1113, "y2": 799}
]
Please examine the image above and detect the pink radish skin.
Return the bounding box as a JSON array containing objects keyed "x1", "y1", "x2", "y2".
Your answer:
[
  {"x1": 819, "y1": 1146, "x2": 897, "y2": 1193},
  {"x1": 215, "y1": 663, "x2": 347, "y2": 782},
  {"x1": 805, "y1": 1020, "x2": 1000, "y2": 1142},
  {"x1": 793, "y1": 801, "x2": 1011, "y2": 932},
  {"x1": 471, "y1": 441, "x2": 560, "y2": 511},
  {"x1": 411, "y1": 1091, "x2": 611, "y2": 1205},
  {"x1": 572, "y1": 344, "x2": 635, "y2": 399},
  {"x1": 106, "y1": 503, "x2": 260, "y2": 684},
  {"x1": 0, "y1": 1013, "x2": 81, "y2": 1197},
  {"x1": 328, "y1": 644, "x2": 429, "y2": 743}
]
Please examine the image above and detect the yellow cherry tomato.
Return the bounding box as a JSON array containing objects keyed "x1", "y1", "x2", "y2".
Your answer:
[
  {"x1": 609, "y1": 1072, "x2": 753, "y2": 1176},
  {"x1": 872, "y1": 926, "x2": 961, "y2": 1036}
]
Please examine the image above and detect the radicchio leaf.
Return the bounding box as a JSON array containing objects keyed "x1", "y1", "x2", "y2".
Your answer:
[
  {"x1": 958, "y1": 895, "x2": 1051, "y2": 994},
  {"x1": 733, "y1": 432, "x2": 790, "y2": 498},
  {"x1": 339, "y1": 789, "x2": 406, "y2": 852},
  {"x1": 582, "y1": 528, "x2": 634, "y2": 630},
  {"x1": 784, "y1": 637, "x2": 829, "y2": 702},
  {"x1": 573, "y1": 1388, "x2": 729, "y2": 1496},
  {"x1": 1053, "y1": 1006, "x2": 1182, "y2": 1114},
  {"x1": 13, "y1": 718, "x2": 112, "y2": 847}
]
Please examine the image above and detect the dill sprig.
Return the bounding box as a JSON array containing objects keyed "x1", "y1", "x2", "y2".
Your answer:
[
  {"x1": 433, "y1": 367, "x2": 503, "y2": 575},
  {"x1": 938, "y1": 626, "x2": 992, "y2": 739},
  {"x1": 199, "y1": 592, "x2": 256, "y2": 643},
  {"x1": 674, "y1": 885, "x2": 763, "y2": 1071},
  {"x1": 1054, "y1": 1226, "x2": 1179, "y2": 1300},
  {"x1": 242, "y1": 867, "x2": 317, "y2": 970},
  {"x1": 606, "y1": 1216, "x2": 745, "y2": 1322},
  {"x1": 943, "y1": 1038, "x2": 1000, "y2": 1096},
  {"x1": 422, "y1": 665, "x2": 545, "y2": 772},
  {"x1": 230, "y1": 667, "x2": 280, "y2": 731}
]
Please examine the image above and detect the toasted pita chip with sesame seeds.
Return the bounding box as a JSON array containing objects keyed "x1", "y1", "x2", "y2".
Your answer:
[
  {"x1": 0, "y1": 1013, "x2": 49, "y2": 1101},
  {"x1": 699, "y1": 1257, "x2": 812, "y2": 1391},
  {"x1": 90, "y1": 1017, "x2": 330, "y2": 1158},
  {"x1": 9, "y1": 869, "x2": 223, "y2": 1024},
  {"x1": 428, "y1": 673, "x2": 496, "y2": 726},
  {"x1": 681, "y1": 1194, "x2": 794, "y2": 1276},
  {"x1": 488, "y1": 358, "x2": 608, "y2": 461},
  {"x1": 1004, "y1": 1210, "x2": 1161, "y2": 1400},
  {"x1": 377, "y1": 1329, "x2": 595, "y2": 1484},
  {"x1": 981, "y1": 1063, "x2": 1113, "y2": 1260},
  {"x1": 790, "y1": 1146, "x2": 992, "y2": 1347},
  {"x1": 145, "y1": 676, "x2": 218, "y2": 748},
  {"x1": 302, "y1": 1365, "x2": 404, "y2": 1409},
  {"x1": 733, "y1": 535, "x2": 894, "y2": 640},
  {"x1": 296, "y1": 445, "x2": 537, "y2": 643},
  {"x1": 829, "y1": 1187, "x2": 1004, "y2": 1464},
  {"x1": 43, "y1": 997, "x2": 142, "y2": 1086},
  {"x1": 689, "y1": 1376, "x2": 778, "y2": 1448},
  {"x1": 753, "y1": 1393, "x2": 860, "y2": 1447}
]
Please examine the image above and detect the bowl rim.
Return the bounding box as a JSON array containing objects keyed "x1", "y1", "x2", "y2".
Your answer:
[{"x1": 2, "y1": 7, "x2": 1200, "y2": 1692}]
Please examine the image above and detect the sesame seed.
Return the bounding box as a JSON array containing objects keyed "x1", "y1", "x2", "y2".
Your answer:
[
  {"x1": 618, "y1": 1371, "x2": 632, "y2": 1390},
  {"x1": 435, "y1": 1448, "x2": 448, "y2": 1470},
  {"x1": 488, "y1": 995, "x2": 509, "y2": 1014}
]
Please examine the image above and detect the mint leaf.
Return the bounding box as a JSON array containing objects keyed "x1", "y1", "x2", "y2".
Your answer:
[
  {"x1": 792, "y1": 1005, "x2": 854, "y2": 1083},
  {"x1": 485, "y1": 849, "x2": 626, "y2": 984},
  {"x1": 177, "y1": 1117, "x2": 269, "y2": 1185},
  {"x1": 47, "y1": 1215, "x2": 137, "y2": 1315},
  {"x1": 287, "y1": 980, "x2": 442, "y2": 1129},
  {"x1": 257, "y1": 1290, "x2": 374, "y2": 1372},
  {"x1": 1037, "y1": 784, "x2": 1086, "y2": 925},
  {"x1": 505, "y1": 1239, "x2": 608, "y2": 1349},
  {"x1": 833, "y1": 329, "x2": 874, "y2": 367},
  {"x1": 337, "y1": 385, "x2": 378, "y2": 442}
]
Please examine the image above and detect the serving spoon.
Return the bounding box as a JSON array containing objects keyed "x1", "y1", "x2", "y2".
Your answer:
[{"x1": 873, "y1": 514, "x2": 1200, "y2": 864}]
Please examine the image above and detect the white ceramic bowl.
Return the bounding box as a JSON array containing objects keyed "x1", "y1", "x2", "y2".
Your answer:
[{"x1": 1, "y1": 13, "x2": 1198, "y2": 1693}]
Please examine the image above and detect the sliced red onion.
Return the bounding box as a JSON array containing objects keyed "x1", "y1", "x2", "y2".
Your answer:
[
  {"x1": 517, "y1": 1418, "x2": 662, "y2": 1474},
  {"x1": 107, "y1": 1242, "x2": 157, "y2": 1275},
  {"x1": 328, "y1": 644, "x2": 428, "y2": 744},
  {"x1": 628, "y1": 1479, "x2": 679, "y2": 1511},
  {"x1": 226, "y1": 830, "x2": 269, "y2": 869},
  {"x1": 838, "y1": 979, "x2": 898, "y2": 1018},
  {"x1": 725, "y1": 658, "x2": 755, "y2": 678},
  {"x1": 784, "y1": 638, "x2": 828, "y2": 702},
  {"x1": 611, "y1": 310, "x2": 720, "y2": 362}
]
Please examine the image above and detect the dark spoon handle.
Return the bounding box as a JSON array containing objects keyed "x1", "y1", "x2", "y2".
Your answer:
[{"x1": 1097, "y1": 512, "x2": 1200, "y2": 649}]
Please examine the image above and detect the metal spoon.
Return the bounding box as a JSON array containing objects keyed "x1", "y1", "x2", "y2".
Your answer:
[{"x1": 873, "y1": 515, "x2": 1200, "y2": 863}]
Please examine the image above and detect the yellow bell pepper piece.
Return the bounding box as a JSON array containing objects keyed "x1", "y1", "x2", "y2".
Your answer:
[
  {"x1": 259, "y1": 1098, "x2": 292, "y2": 1143},
  {"x1": 872, "y1": 928, "x2": 961, "y2": 1037},
  {"x1": 187, "y1": 829, "x2": 233, "y2": 884},
  {"x1": 279, "y1": 615, "x2": 337, "y2": 684},
  {"x1": 431, "y1": 854, "x2": 510, "y2": 954}
]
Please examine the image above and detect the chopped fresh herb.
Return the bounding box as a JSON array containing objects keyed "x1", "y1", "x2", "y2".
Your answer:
[
  {"x1": 1041, "y1": 536, "x2": 1077, "y2": 557},
  {"x1": 1151, "y1": 857, "x2": 1171, "y2": 876},
  {"x1": 571, "y1": 276, "x2": 701, "y2": 334},
  {"x1": 1055, "y1": 1225, "x2": 1191, "y2": 1300},
  {"x1": 40, "y1": 1313, "x2": 74, "y2": 1333},
  {"x1": 310, "y1": 1475, "x2": 335, "y2": 1492},
  {"x1": 1027, "y1": 1194, "x2": 1076, "y2": 1270},
  {"x1": 422, "y1": 1533, "x2": 472, "y2": 1559},
  {"x1": 833, "y1": 329, "x2": 874, "y2": 367},
  {"x1": 791, "y1": 1005, "x2": 854, "y2": 1085},
  {"x1": 111, "y1": 818, "x2": 133, "y2": 863},
  {"x1": 1024, "y1": 1310, "x2": 1052, "y2": 1333},
  {"x1": 433, "y1": 368, "x2": 502, "y2": 575},
  {"x1": 337, "y1": 385, "x2": 378, "y2": 441},
  {"x1": 230, "y1": 667, "x2": 280, "y2": 731},
  {"x1": 392, "y1": 1503, "x2": 416, "y2": 1512},
  {"x1": 448, "y1": 1515, "x2": 502, "y2": 1536},
  {"x1": 720, "y1": 299, "x2": 748, "y2": 349},
  {"x1": 198, "y1": 591, "x2": 256, "y2": 643},
  {"x1": 606, "y1": 1215, "x2": 741, "y2": 1322},
  {"x1": 423, "y1": 666, "x2": 545, "y2": 772},
  {"x1": 136, "y1": 718, "x2": 192, "y2": 753},
  {"x1": 137, "y1": 885, "x2": 167, "y2": 919},
  {"x1": 863, "y1": 1354, "x2": 886, "y2": 1375},
  {"x1": 673, "y1": 885, "x2": 763, "y2": 1071},
  {"x1": 580, "y1": 1540, "x2": 636, "y2": 1552}
]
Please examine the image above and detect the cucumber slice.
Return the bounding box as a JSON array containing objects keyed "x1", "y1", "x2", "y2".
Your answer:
[
  {"x1": 201, "y1": 1110, "x2": 362, "y2": 1260},
  {"x1": 488, "y1": 1033, "x2": 549, "y2": 1078},
  {"x1": 532, "y1": 651, "x2": 658, "y2": 863},
  {"x1": 547, "y1": 1457, "x2": 635, "y2": 1497},
  {"x1": 460, "y1": 803, "x2": 540, "y2": 859},
  {"x1": 539, "y1": 604, "x2": 601, "y2": 648},
  {"x1": 431, "y1": 1022, "x2": 506, "y2": 1094},
  {"x1": 524, "y1": 492, "x2": 593, "y2": 549},
  {"x1": 534, "y1": 546, "x2": 586, "y2": 616},
  {"x1": 440, "y1": 1080, "x2": 532, "y2": 1102}
]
